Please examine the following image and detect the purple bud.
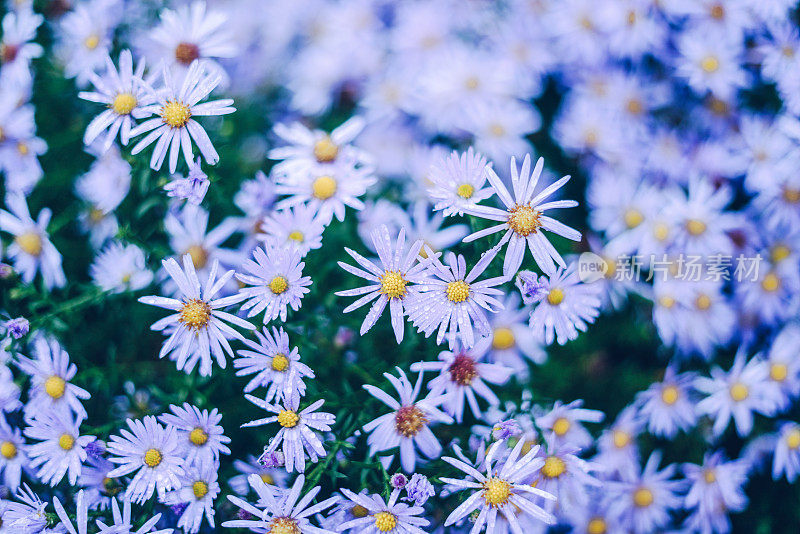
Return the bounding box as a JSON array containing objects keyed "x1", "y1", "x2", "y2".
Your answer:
[
  {"x1": 170, "y1": 502, "x2": 189, "y2": 516},
  {"x1": 0, "y1": 264, "x2": 13, "y2": 278},
  {"x1": 492, "y1": 419, "x2": 522, "y2": 441},
  {"x1": 5, "y1": 317, "x2": 29, "y2": 339},
  {"x1": 390, "y1": 473, "x2": 408, "y2": 489},
  {"x1": 405, "y1": 474, "x2": 435, "y2": 506},
  {"x1": 259, "y1": 450, "x2": 285, "y2": 468},
  {"x1": 85, "y1": 439, "x2": 106, "y2": 459}
]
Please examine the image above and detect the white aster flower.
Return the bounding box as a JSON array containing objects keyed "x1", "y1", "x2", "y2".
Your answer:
[
  {"x1": 0, "y1": 7, "x2": 43, "y2": 86},
  {"x1": 106, "y1": 415, "x2": 185, "y2": 504},
  {"x1": 223, "y1": 473, "x2": 337, "y2": 533},
  {"x1": 258, "y1": 203, "x2": 326, "y2": 257},
  {"x1": 411, "y1": 345, "x2": 513, "y2": 423},
  {"x1": 234, "y1": 326, "x2": 314, "y2": 404},
  {"x1": 91, "y1": 242, "x2": 153, "y2": 293},
  {"x1": 463, "y1": 154, "x2": 581, "y2": 277},
  {"x1": 0, "y1": 193, "x2": 65, "y2": 288},
  {"x1": 158, "y1": 403, "x2": 231, "y2": 469},
  {"x1": 95, "y1": 496, "x2": 173, "y2": 534},
  {"x1": 57, "y1": 0, "x2": 119, "y2": 86},
  {"x1": 236, "y1": 245, "x2": 312, "y2": 323},
  {"x1": 243, "y1": 396, "x2": 335, "y2": 473},
  {"x1": 162, "y1": 464, "x2": 220, "y2": 534},
  {"x1": 441, "y1": 439, "x2": 556, "y2": 531},
  {"x1": 16, "y1": 337, "x2": 91, "y2": 421},
  {"x1": 362, "y1": 368, "x2": 453, "y2": 473},
  {"x1": 406, "y1": 245, "x2": 505, "y2": 349},
  {"x1": 24, "y1": 411, "x2": 94, "y2": 486},
  {"x1": 2, "y1": 484, "x2": 49, "y2": 532},
  {"x1": 139, "y1": 254, "x2": 255, "y2": 377},
  {"x1": 131, "y1": 61, "x2": 235, "y2": 173},
  {"x1": 79, "y1": 49, "x2": 152, "y2": 151},
  {"x1": 336, "y1": 225, "x2": 427, "y2": 343},
  {"x1": 635, "y1": 367, "x2": 698, "y2": 439},
  {"x1": 74, "y1": 144, "x2": 132, "y2": 217},
  {"x1": 427, "y1": 147, "x2": 493, "y2": 217},
  {"x1": 338, "y1": 487, "x2": 429, "y2": 533},
  {"x1": 534, "y1": 399, "x2": 605, "y2": 451},
  {"x1": 0, "y1": 415, "x2": 27, "y2": 491}
]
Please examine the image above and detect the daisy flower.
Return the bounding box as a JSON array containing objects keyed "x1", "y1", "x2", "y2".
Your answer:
[
  {"x1": 695, "y1": 352, "x2": 782, "y2": 436},
  {"x1": 158, "y1": 403, "x2": 231, "y2": 469},
  {"x1": 162, "y1": 464, "x2": 220, "y2": 534},
  {"x1": 682, "y1": 452, "x2": 748, "y2": 534},
  {"x1": 268, "y1": 117, "x2": 371, "y2": 176},
  {"x1": 773, "y1": 422, "x2": 800, "y2": 482},
  {"x1": 257, "y1": 204, "x2": 326, "y2": 257},
  {"x1": 90, "y1": 242, "x2": 153, "y2": 293},
  {"x1": 636, "y1": 367, "x2": 698, "y2": 439},
  {"x1": 338, "y1": 488, "x2": 429, "y2": 533},
  {"x1": 222, "y1": 473, "x2": 337, "y2": 533},
  {"x1": 131, "y1": 61, "x2": 235, "y2": 173},
  {"x1": 410, "y1": 345, "x2": 513, "y2": 423},
  {"x1": 427, "y1": 147, "x2": 493, "y2": 217},
  {"x1": 57, "y1": 0, "x2": 119, "y2": 86},
  {"x1": 243, "y1": 396, "x2": 335, "y2": 473},
  {"x1": 95, "y1": 496, "x2": 173, "y2": 534},
  {"x1": 16, "y1": 337, "x2": 91, "y2": 421},
  {"x1": 336, "y1": 225, "x2": 427, "y2": 343},
  {"x1": 604, "y1": 452, "x2": 685, "y2": 534},
  {"x1": 406, "y1": 246, "x2": 505, "y2": 349},
  {"x1": 534, "y1": 399, "x2": 605, "y2": 451},
  {"x1": 274, "y1": 160, "x2": 376, "y2": 225},
  {"x1": 516, "y1": 264, "x2": 602, "y2": 345},
  {"x1": 106, "y1": 415, "x2": 185, "y2": 503},
  {"x1": 463, "y1": 154, "x2": 581, "y2": 277},
  {"x1": 78, "y1": 50, "x2": 152, "y2": 151},
  {"x1": 24, "y1": 411, "x2": 94, "y2": 486},
  {"x1": 138, "y1": 255, "x2": 255, "y2": 377},
  {"x1": 441, "y1": 439, "x2": 556, "y2": 531},
  {"x1": 234, "y1": 326, "x2": 314, "y2": 404},
  {"x1": 0, "y1": 8, "x2": 43, "y2": 86},
  {"x1": 2, "y1": 484, "x2": 49, "y2": 532},
  {"x1": 362, "y1": 368, "x2": 453, "y2": 473},
  {"x1": 0, "y1": 415, "x2": 26, "y2": 491},
  {"x1": 0, "y1": 193, "x2": 65, "y2": 288},
  {"x1": 236, "y1": 245, "x2": 312, "y2": 323},
  {"x1": 146, "y1": 0, "x2": 237, "y2": 78}
]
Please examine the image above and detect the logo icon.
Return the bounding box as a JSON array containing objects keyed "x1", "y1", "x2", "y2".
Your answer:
[{"x1": 577, "y1": 252, "x2": 607, "y2": 283}]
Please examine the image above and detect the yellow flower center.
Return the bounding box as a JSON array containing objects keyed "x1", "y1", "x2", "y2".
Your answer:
[
  {"x1": 547, "y1": 288, "x2": 565, "y2": 306},
  {"x1": 15, "y1": 232, "x2": 42, "y2": 256},
  {"x1": 189, "y1": 427, "x2": 208, "y2": 446},
  {"x1": 313, "y1": 137, "x2": 339, "y2": 163},
  {"x1": 1, "y1": 441, "x2": 17, "y2": 459},
  {"x1": 112, "y1": 93, "x2": 137, "y2": 115},
  {"x1": 552, "y1": 417, "x2": 571, "y2": 436},
  {"x1": 260, "y1": 473, "x2": 275, "y2": 484},
  {"x1": 352, "y1": 505, "x2": 369, "y2": 518},
  {"x1": 272, "y1": 354, "x2": 290, "y2": 372},
  {"x1": 658, "y1": 295, "x2": 675, "y2": 309},
  {"x1": 785, "y1": 429, "x2": 800, "y2": 449},
  {"x1": 685, "y1": 219, "x2": 707, "y2": 236},
  {"x1": 770, "y1": 363, "x2": 788, "y2": 382},
  {"x1": 84, "y1": 34, "x2": 100, "y2": 50},
  {"x1": 541, "y1": 456, "x2": 566, "y2": 478},
  {"x1": 761, "y1": 272, "x2": 780, "y2": 292},
  {"x1": 464, "y1": 76, "x2": 480, "y2": 90},
  {"x1": 771, "y1": 244, "x2": 791, "y2": 263},
  {"x1": 144, "y1": 448, "x2": 162, "y2": 468},
  {"x1": 633, "y1": 487, "x2": 654, "y2": 507},
  {"x1": 703, "y1": 469, "x2": 716, "y2": 484},
  {"x1": 710, "y1": 4, "x2": 724, "y2": 18},
  {"x1": 58, "y1": 433, "x2": 75, "y2": 451},
  {"x1": 482, "y1": 477, "x2": 512, "y2": 507},
  {"x1": 587, "y1": 517, "x2": 607, "y2": 534},
  {"x1": 179, "y1": 299, "x2": 212, "y2": 329},
  {"x1": 269, "y1": 276, "x2": 289, "y2": 295},
  {"x1": 490, "y1": 123, "x2": 506, "y2": 137},
  {"x1": 446, "y1": 280, "x2": 470, "y2": 303},
  {"x1": 161, "y1": 100, "x2": 192, "y2": 128},
  {"x1": 374, "y1": 512, "x2": 397, "y2": 532},
  {"x1": 653, "y1": 222, "x2": 670, "y2": 241},
  {"x1": 45, "y1": 375, "x2": 66, "y2": 399},
  {"x1": 729, "y1": 382, "x2": 749, "y2": 402},
  {"x1": 277, "y1": 410, "x2": 299, "y2": 428},
  {"x1": 288, "y1": 231, "x2": 304, "y2": 242},
  {"x1": 394, "y1": 405, "x2": 427, "y2": 437},
  {"x1": 700, "y1": 55, "x2": 720, "y2": 73},
  {"x1": 612, "y1": 430, "x2": 631, "y2": 448},
  {"x1": 626, "y1": 99, "x2": 643, "y2": 115},
  {"x1": 457, "y1": 183, "x2": 475, "y2": 199},
  {"x1": 380, "y1": 271, "x2": 408, "y2": 299},
  {"x1": 269, "y1": 517, "x2": 301, "y2": 534},
  {"x1": 507, "y1": 205, "x2": 542, "y2": 236},
  {"x1": 492, "y1": 327, "x2": 515, "y2": 350},
  {"x1": 192, "y1": 480, "x2": 209, "y2": 499},
  {"x1": 312, "y1": 175, "x2": 337, "y2": 200},
  {"x1": 783, "y1": 187, "x2": 800, "y2": 204},
  {"x1": 661, "y1": 385, "x2": 679, "y2": 405},
  {"x1": 175, "y1": 42, "x2": 200, "y2": 65},
  {"x1": 186, "y1": 244, "x2": 208, "y2": 269},
  {"x1": 624, "y1": 208, "x2": 644, "y2": 229},
  {"x1": 695, "y1": 294, "x2": 712, "y2": 310},
  {"x1": 17, "y1": 141, "x2": 28, "y2": 155}
]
